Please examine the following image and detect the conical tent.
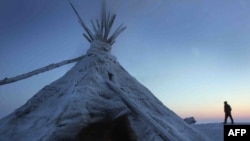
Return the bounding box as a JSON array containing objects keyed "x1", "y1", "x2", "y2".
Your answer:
[{"x1": 0, "y1": 2, "x2": 210, "y2": 141}]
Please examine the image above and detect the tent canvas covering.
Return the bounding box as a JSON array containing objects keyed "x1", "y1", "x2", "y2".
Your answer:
[{"x1": 0, "y1": 1, "x2": 211, "y2": 141}]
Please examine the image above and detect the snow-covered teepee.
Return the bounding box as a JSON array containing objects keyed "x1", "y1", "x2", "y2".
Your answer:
[{"x1": 0, "y1": 1, "x2": 210, "y2": 141}]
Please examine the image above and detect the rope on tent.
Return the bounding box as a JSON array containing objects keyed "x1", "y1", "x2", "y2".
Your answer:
[{"x1": 0, "y1": 55, "x2": 85, "y2": 86}]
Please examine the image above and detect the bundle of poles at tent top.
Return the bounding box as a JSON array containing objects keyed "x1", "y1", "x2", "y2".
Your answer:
[{"x1": 0, "y1": 0, "x2": 126, "y2": 86}]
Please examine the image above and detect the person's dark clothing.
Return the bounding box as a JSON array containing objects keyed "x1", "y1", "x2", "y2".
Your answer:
[{"x1": 224, "y1": 102, "x2": 234, "y2": 124}]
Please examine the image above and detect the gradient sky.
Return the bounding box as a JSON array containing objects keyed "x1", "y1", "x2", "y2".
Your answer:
[{"x1": 0, "y1": 0, "x2": 250, "y2": 123}]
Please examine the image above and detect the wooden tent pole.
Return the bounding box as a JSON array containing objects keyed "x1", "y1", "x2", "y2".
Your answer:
[{"x1": 0, "y1": 55, "x2": 85, "y2": 86}]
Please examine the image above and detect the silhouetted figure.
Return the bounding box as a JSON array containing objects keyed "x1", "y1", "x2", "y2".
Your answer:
[{"x1": 224, "y1": 101, "x2": 234, "y2": 124}]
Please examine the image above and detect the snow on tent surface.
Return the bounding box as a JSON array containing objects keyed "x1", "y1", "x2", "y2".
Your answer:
[
  {"x1": 0, "y1": 41, "x2": 210, "y2": 141},
  {"x1": 0, "y1": 1, "x2": 211, "y2": 141}
]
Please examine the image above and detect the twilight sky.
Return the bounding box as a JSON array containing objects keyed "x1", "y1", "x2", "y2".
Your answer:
[{"x1": 0, "y1": 0, "x2": 250, "y2": 123}]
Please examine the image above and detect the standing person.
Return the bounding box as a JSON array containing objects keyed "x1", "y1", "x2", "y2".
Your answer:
[{"x1": 224, "y1": 101, "x2": 234, "y2": 124}]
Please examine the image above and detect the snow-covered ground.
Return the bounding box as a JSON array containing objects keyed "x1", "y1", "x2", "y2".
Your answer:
[{"x1": 194, "y1": 123, "x2": 223, "y2": 141}]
